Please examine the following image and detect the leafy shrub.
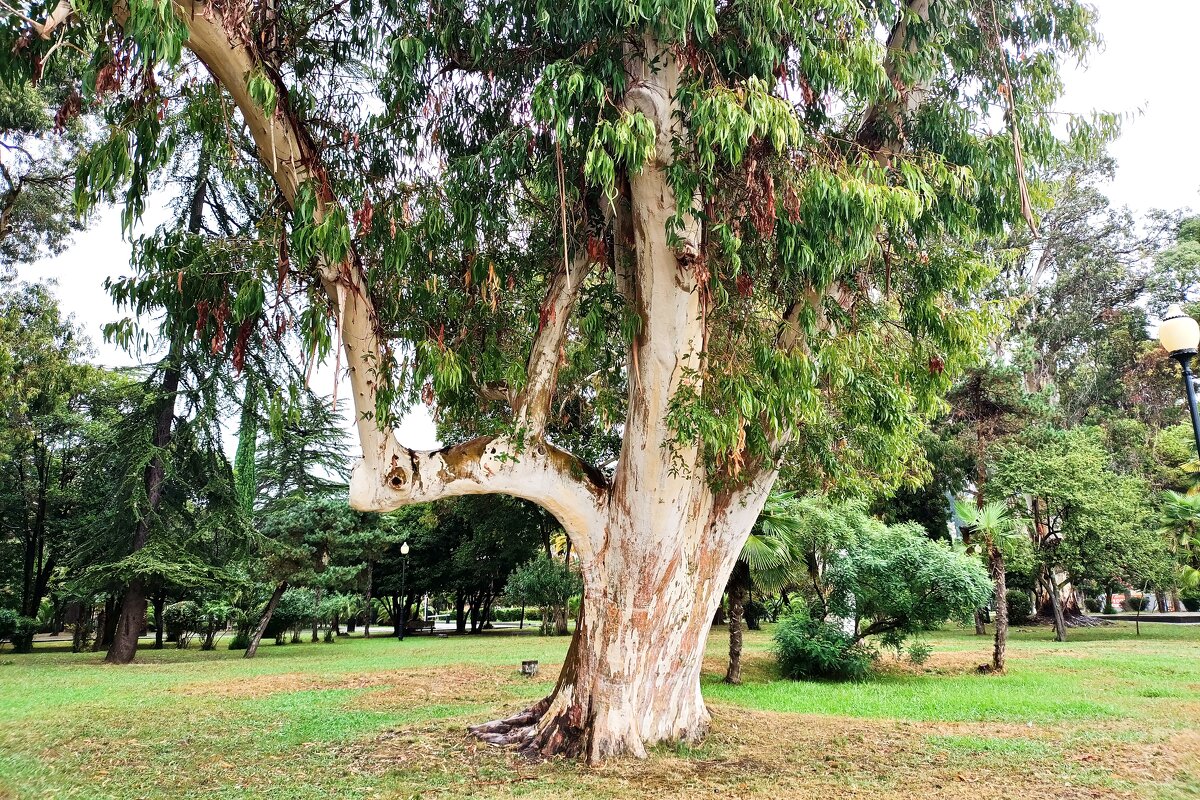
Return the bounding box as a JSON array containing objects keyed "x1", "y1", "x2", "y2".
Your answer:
[
  {"x1": 1083, "y1": 596, "x2": 1103, "y2": 613},
  {"x1": 490, "y1": 607, "x2": 527, "y2": 623},
  {"x1": 269, "y1": 588, "x2": 317, "y2": 644},
  {"x1": 1006, "y1": 590, "x2": 1034, "y2": 625},
  {"x1": 197, "y1": 602, "x2": 233, "y2": 650},
  {"x1": 1103, "y1": 604, "x2": 1117, "y2": 615},
  {"x1": 504, "y1": 556, "x2": 581, "y2": 636},
  {"x1": 823, "y1": 521, "x2": 993, "y2": 654},
  {"x1": 163, "y1": 602, "x2": 203, "y2": 648},
  {"x1": 906, "y1": 640, "x2": 932, "y2": 666},
  {"x1": 0, "y1": 609, "x2": 37, "y2": 653},
  {"x1": 1181, "y1": 589, "x2": 1200, "y2": 612},
  {"x1": 774, "y1": 610, "x2": 876, "y2": 681},
  {"x1": 744, "y1": 599, "x2": 764, "y2": 630},
  {"x1": 1125, "y1": 595, "x2": 1148, "y2": 612}
]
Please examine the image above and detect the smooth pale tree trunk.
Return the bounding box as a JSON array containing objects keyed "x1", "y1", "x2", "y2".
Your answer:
[
  {"x1": 725, "y1": 561, "x2": 750, "y2": 685},
  {"x1": 357, "y1": 38, "x2": 776, "y2": 761},
  {"x1": 245, "y1": 581, "x2": 287, "y2": 659},
  {"x1": 988, "y1": 541, "x2": 1008, "y2": 672}
]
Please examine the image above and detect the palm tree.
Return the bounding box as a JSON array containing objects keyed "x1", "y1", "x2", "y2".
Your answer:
[
  {"x1": 725, "y1": 491, "x2": 803, "y2": 684},
  {"x1": 1159, "y1": 491, "x2": 1200, "y2": 595},
  {"x1": 954, "y1": 500, "x2": 1023, "y2": 672}
]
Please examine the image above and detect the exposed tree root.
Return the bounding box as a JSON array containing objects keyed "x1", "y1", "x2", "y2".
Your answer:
[
  {"x1": 468, "y1": 696, "x2": 589, "y2": 759},
  {"x1": 1033, "y1": 613, "x2": 1112, "y2": 629}
]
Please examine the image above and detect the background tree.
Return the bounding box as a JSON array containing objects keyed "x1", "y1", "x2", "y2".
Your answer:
[
  {"x1": 504, "y1": 554, "x2": 583, "y2": 636},
  {"x1": 954, "y1": 500, "x2": 1027, "y2": 672},
  {"x1": 0, "y1": 282, "x2": 102, "y2": 640},
  {"x1": 990, "y1": 425, "x2": 1162, "y2": 639},
  {"x1": 724, "y1": 490, "x2": 802, "y2": 685}
]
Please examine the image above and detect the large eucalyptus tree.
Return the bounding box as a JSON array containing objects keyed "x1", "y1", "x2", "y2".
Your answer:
[{"x1": 17, "y1": 0, "x2": 1101, "y2": 760}]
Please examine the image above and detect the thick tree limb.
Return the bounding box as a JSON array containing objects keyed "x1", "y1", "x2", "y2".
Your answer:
[
  {"x1": 349, "y1": 435, "x2": 608, "y2": 560},
  {"x1": 31, "y1": 0, "x2": 73, "y2": 38},
  {"x1": 117, "y1": 0, "x2": 392, "y2": 462},
  {"x1": 856, "y1": 0, "x2": 932, "y2": 161},
  {"x1": 514, "y1": 254, "x2": 593, "y2": 434}
]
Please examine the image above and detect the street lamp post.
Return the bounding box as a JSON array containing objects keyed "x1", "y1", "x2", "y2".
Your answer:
[
  {"x1": 1158, "y1": 304, "x2": 1200, "y2": 459},
  {"x1": 397, "y1": 541, "x2": 410, "y2": 641}
]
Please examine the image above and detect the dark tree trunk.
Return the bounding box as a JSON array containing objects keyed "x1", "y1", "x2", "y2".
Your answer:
[
  {"x1": 1041, "y1": 567, "x2": 1067, "y2": 642},
  {"x1": 72, "y1": 605, "x2": 90, "y2": 653},
  {"x1": 988, "y1": 541, "x2": 1008, "y2": 672},
  {"x1": 455, "y1": 592, "x2": 466, "y2": 634},
  {"x1": 363, "y1": 560, "x2": 373, "y2": 638},
  {"x1": 724, "y1": 561, "x2": 750, "y2": 685},
  {"x1": 106, "y1": 353, "x2": 180, "y2": 664},
  {"x1": 152, "y1": 593, "x2": 165, "y2": 650},
  {"x1": 1155, "y1": 591, "x2": 1169, "y2": 613},
  {"x1": 50, "y1": 596, "x2": 65, "y2": 636},
  {"x1": 311, "y1": 587, "x2": 322, "y2": 642},
  {"x1": 974, "y1": 609, "x2": 987, "y2": 635},
  {"x1": 97, "y1": 594, "x2": 120, "y2": 650},
  {"x1": 245, "y1": 581, "x2": 287, "y2": 659}
]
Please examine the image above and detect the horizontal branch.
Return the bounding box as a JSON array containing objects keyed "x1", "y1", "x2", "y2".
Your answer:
[{"x1": 349, "y1": 435, "x2": 609, "y2": 559}]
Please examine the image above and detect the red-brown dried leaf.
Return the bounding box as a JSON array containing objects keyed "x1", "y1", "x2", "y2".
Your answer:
[
  {"x1": 232, "y1": 320, "x2": 253, "y2": 373},
  {"x1": 95, "y1": 62, "x2": 120, "y2": 96},
  {"x1": 195, "y1": 300, "x2": 210, "y2": 336},
  {"x1": 53, "y1": 90, "x2": 81, "y2": 132}
]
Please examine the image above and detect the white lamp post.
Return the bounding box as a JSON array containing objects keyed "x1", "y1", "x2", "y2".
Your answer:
[
  {"x1": 1158, "y1": 304, "x2": 1200, "y2": 458},
  {"x1": 398, "y1": 541, "x2": 410, "y2": 641}
]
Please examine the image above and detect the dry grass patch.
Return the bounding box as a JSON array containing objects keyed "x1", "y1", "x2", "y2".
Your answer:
[{"x1": 340, "y1": 701, "x2": 1198, "y2": 800}]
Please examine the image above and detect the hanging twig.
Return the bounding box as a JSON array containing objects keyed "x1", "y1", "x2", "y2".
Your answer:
[
  {"x1": 555, "y1": 138, "x2": 572, "y2": 292},
  {"x1": 986, "y1": 0, "x2": 1038, "y2": 237}
]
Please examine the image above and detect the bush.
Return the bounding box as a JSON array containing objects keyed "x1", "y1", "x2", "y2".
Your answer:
[
  {"x1": 1181, "y1": 589, "x2": 1200, "y2": 612},
  {"x1": 490, "y1": 607, "x2": 527, "y2": 623},
  {"x1": 906, "y1": 639, "x2": 932, "y2": 666},
  {"x1": 1006, "y1": 590, "x2": 1033, "y2": 626},
  {"x1": 0, "y1": 609, "x2": 37, "y2": 653},
  {"x1": 773, "y1": 611, "x2": 876, "y2": 681},
  {"x1": 1125, "y1": 595, "x2": 1148, "y2": 612},
  {"x1": 1083, "y1": 596, "x2": 1103, "y2": 613},
  {"x1": 162, "y1": 601, "x2": 203, "y2": 648}
]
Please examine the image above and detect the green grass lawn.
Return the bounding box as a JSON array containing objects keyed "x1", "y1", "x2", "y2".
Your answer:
[{"x1": 2, "y1": 622, "x2": 1198, "y2": 799}]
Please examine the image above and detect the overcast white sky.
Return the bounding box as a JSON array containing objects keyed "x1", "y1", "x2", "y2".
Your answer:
[{"x1": 18, "y1": 0, "x2": 1200, "y2": 453}]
